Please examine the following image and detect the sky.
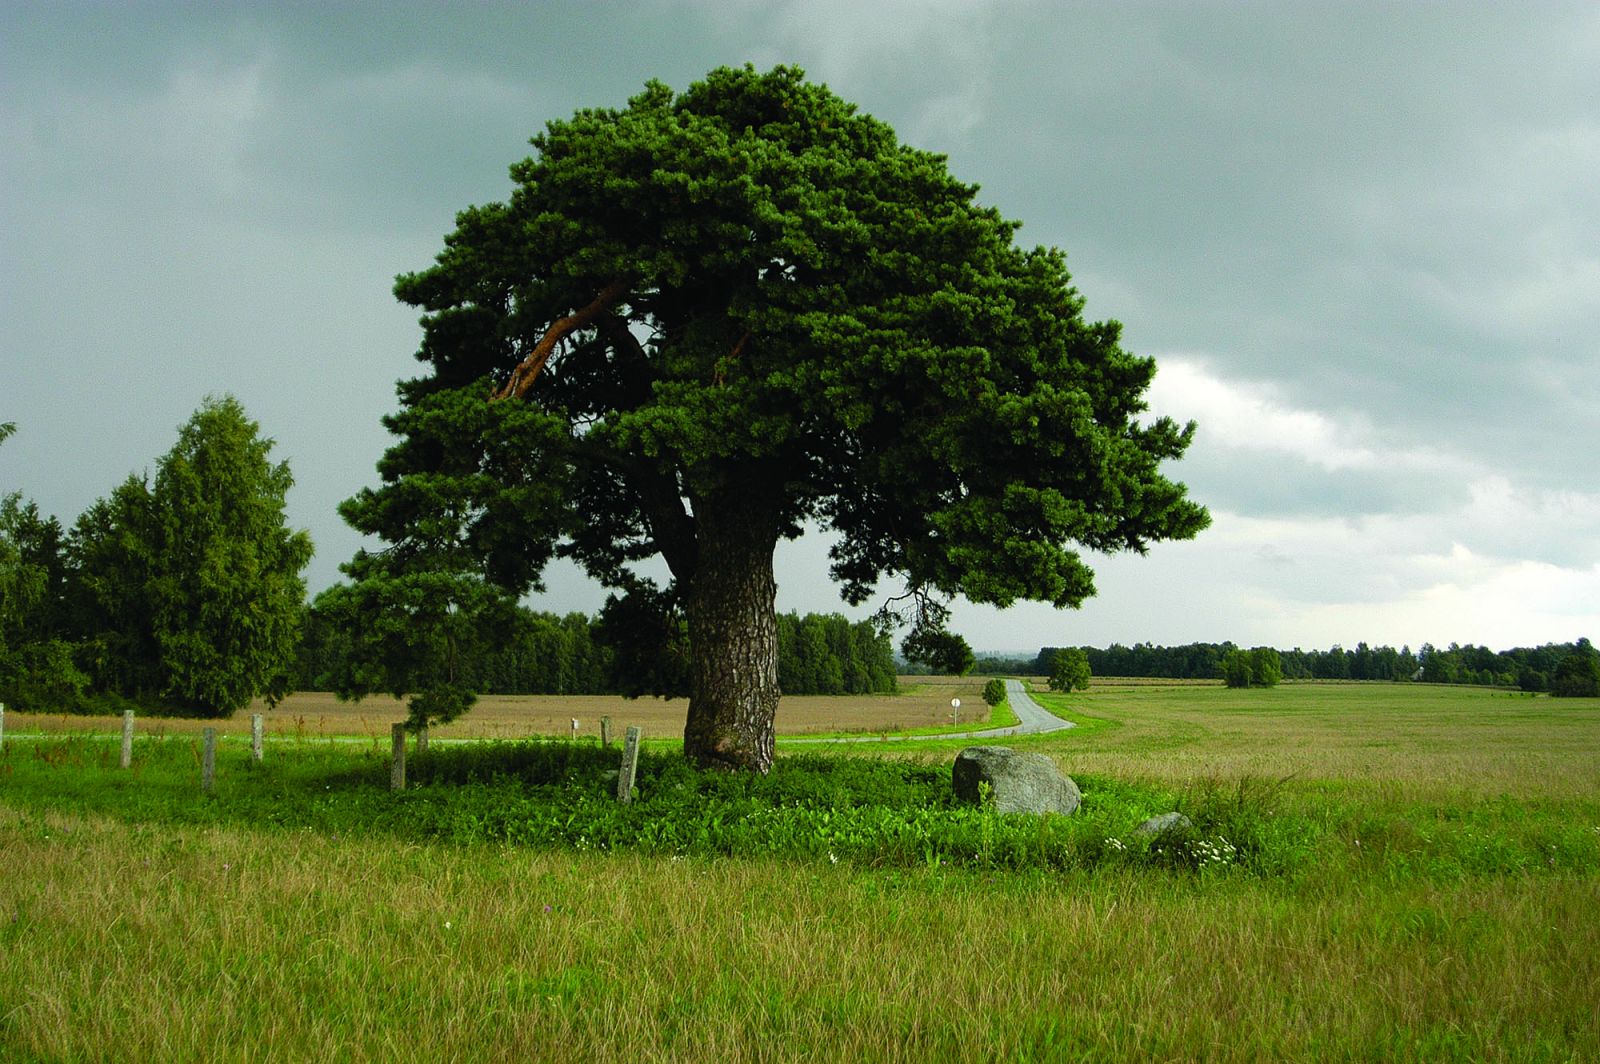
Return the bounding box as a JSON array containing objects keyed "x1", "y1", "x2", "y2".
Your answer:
[{"x1": 3, "y1": 1, "x2": 1597, "y2": 655}]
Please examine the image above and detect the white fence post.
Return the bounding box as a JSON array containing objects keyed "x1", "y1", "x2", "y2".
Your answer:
[
  {"x1": 251, "y1": 713, "x2": 264, "y2": 762},
  {"x1": 121, "y1": 710, "x2": 135, "y2": 769}
]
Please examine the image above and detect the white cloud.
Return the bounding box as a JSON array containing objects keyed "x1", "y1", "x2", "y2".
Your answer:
[
  {"x1": 1147, "y1": 356, "x2": 1468, "y2": 477},
  {"x1": 944, "y1": 356, "x2": 1600, "y2": 650},
  {"x1": 953, "y1": 502, "x2": 1600, "y2": 653},
  {"x1": 1124, "y1": 494, "x2": 1600, "y2": 647},
  {"x1": 1279, "y1": 553, "x2": 1600, "y2": 651}
]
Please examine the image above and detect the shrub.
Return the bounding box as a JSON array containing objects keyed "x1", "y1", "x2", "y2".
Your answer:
[
  {"x1": 1551, "y1": 641, "x2": 1600, "y2": 698},
  {"x1": 1222, "y1": 647, "x2": 1282, "y2": 688},
  {"x1": 1048, "y1": 648, "x2": 1091, "y2": 692}
]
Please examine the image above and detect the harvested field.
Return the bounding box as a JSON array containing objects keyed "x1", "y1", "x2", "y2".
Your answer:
[
  {"x1": 1087, "y1": 676, "x2": 1222, "y2": 687},
  {"x1": 5, "y1": 676, "x2": 998, "y2": 741}
]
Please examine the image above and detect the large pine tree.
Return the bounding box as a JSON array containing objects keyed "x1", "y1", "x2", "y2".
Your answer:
[{"x1": 345, "y1": 65, "x2": 1208, "y2": 771}]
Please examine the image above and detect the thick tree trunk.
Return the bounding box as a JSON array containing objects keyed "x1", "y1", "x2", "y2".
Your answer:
[{"x1": 682, "y1": 491, "x2": 780, "y2": 773}]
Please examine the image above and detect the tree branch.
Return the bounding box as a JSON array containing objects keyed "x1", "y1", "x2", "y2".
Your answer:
[
  {"x1": 713, "y1": 330, "x2": 752, "y2": 386},
  {"x1": 493, "y1": 281, "x2": 628, "y2": 401}
]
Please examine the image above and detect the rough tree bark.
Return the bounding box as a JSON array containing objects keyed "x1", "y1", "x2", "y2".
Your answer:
[{"x1": 681, "y1": 488, "x2": 781, "y2": 773}]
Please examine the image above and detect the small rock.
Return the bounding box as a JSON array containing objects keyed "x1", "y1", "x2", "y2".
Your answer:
[
  {"x1": 952, "y1": 746, "x2": 1080, "y2": 815},
  {"x1": 1132, "y1": 812, "x2": 1193, "y2": 837}
]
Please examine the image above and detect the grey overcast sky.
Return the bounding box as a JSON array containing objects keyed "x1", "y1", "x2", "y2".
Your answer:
[{"x1": 3, "y1": 2, "x2": 1597, "y2": 654}]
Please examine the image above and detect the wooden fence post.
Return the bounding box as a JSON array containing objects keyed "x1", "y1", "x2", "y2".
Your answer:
[
  {"x1": 570, "y1": 717, "x2": 579, "y2": 741},
  {"x1": 201, "y1": 728, "x2": 216, "y2": 794},
  {"x1": 0, "y1": 702, "x2": 6, "y2": 753},
  {"x1": 600, "y1": 716, "x2": 612, "y2": 748},
  {"x1": 251, "y1": 713, "x2": 264, "y2": 763},
  {"x1": 617, "y1": 726, "x2": 642, "y2": 803},
  {"x1": 391, "y1": 722, "x2": 407, "y2": 791},
  {"x1": 120, "y1": 710, "x2": 135, "y2": 769},
  {"x1": 417, "y1": 726, "x2": 429, "y2": 754}
]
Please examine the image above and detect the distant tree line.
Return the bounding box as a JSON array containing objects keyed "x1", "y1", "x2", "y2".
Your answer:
[
  {"x1": 295, "y1": 595, "x2": 898, "y2": 702},
  {"x1": 971, "y1": 654, "x2": 1038, "y2": 676},
  {"x1": 1027, "y1": 640, "x2": 1599, "y2": 696}
]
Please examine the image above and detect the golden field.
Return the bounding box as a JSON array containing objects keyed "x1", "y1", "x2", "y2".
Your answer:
[{"x1": 3, "y1": 675, "x2": 999, "y2": 741}]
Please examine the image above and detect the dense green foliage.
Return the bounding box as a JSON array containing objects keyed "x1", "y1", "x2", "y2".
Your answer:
[
  {"x1": 774, "y1": 612, "x2": 898, "y2": 696},
  {"x1": 1048, "y1": 647, "x2": 1092, "y2": 692},
  {"x1": 340, "y1": 63, "x2": 1207, "y2": 767},
  {"x1": 1, "y1": 427, "x2": 87, "y2": 708},
  {"x1": 981, "y1": 678, "x2": 1006, "y2": 706},
  {"x1": 1220, "y1": 646, "x2": 1282, "y2": 689},
  {"x1": 1220, "y1": 648, "x2": 1250, "y2": 688},
  {"x1": 0, "y1": 400, "x2": 311, "y2": 715},
  {"x1": 900, "y1": 624, "x2": 975, "y2": 676},
  {"x1": 1550, "y1": 639, "x2": 1600, "y2": 698}
]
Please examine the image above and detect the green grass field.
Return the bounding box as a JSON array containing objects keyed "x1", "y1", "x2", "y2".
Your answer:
[{"x1": 3, "y1": 682, "x2": 1597, "y2": 1061}]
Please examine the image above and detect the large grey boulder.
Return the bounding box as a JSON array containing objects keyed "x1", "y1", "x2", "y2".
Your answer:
[
  {"x1": 952, "y1": 746, "x2": 1080, "y2": 815},
  {"x1": 1132, "y1": 811, "x2": 1193, "y2": 837}
]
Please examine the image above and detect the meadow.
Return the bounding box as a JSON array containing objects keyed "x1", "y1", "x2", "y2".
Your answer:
[{"x1": 2, "y1": 681, "x2": 1597, "y2": 1061}]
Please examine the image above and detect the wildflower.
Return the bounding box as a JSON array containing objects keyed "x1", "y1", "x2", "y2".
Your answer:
[
  {"x1": 445, "y1": 921, "x2": 452, "y2": 930},
  {"x1": 829, "y1": 853, "x2": 839, "y2": 865}
]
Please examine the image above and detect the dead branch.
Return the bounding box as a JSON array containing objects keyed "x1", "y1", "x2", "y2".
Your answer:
[{"x1": 493, "y1": 280, "x2": 628, "y2": 400}]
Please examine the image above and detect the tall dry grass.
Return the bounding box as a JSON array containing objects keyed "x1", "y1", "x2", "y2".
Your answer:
[
  {"x1": 2, "y1": 806, "x2": 1595, "y2": 1062},
  {"x1": 5, "y1": 682, "x2": 1598, "y2": 1060}
]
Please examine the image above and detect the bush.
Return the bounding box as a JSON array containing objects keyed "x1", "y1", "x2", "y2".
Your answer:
[
  {"x1": 1551, "y1": 642, "x2": 1600, "y2": 698},
  {"x1": 1222, "y1": 647, "x2": 1281, "y2": 689},
  {"x1": 1048, "y1": 648, "x2": 1091, "y2": 692},
  {"x1": 982, "y1": 678, "x2": 1006, "y2": 706}
]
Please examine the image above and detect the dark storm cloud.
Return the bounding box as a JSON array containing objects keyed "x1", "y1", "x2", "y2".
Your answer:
[{"x1": 3, "y1": 1, "x2": 1597, "y2": 648}]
